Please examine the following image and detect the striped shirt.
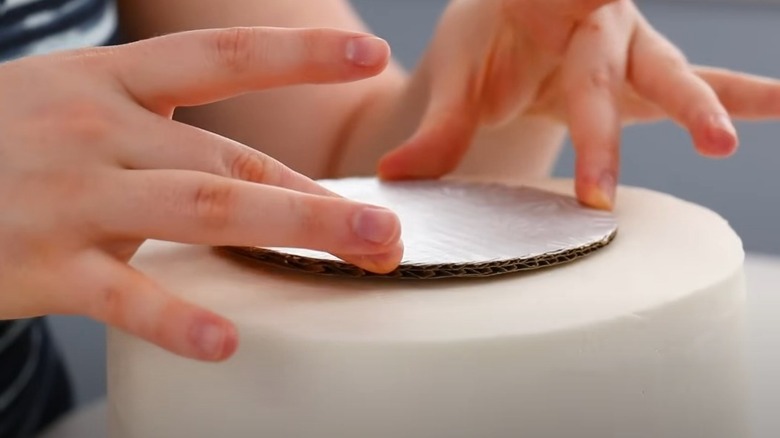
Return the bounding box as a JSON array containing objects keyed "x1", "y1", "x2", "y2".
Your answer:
[
  {"x1": 0, "y1": 1, "x2": 119, "y2": 436},
  {"x1": 0, "y1": 319, "x2": 72, "y2": 437},
  {"x1": 0, "y1": 0, "x2": 117, "y2": 62}
]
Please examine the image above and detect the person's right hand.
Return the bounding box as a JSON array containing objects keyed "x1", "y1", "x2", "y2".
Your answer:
[
  {"x1": 0, "y1": 27, "x2": 400, "y2": 362},
  {"x1": 377, "y1": 0, "x2": 780, "y2": 210}
]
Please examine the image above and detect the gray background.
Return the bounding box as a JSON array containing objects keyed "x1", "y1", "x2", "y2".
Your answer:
[{"x1": 49, "y1": 0, "x2": 780, "y2": 420}]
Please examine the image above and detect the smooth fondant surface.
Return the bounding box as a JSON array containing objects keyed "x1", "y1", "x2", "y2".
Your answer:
[{"x1": 108, "y1": 179, "x2": 748, "y2": 438}]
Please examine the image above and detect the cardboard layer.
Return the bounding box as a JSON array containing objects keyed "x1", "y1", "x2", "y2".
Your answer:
[
  {"x1": 221, "y1": 178, "x2": 618, "y2": 279},
  {"x1": 220, "y1": 233, "x2": 616, "y2": 279}
]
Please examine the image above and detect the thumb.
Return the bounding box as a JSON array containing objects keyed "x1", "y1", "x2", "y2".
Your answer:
[
  {"x1": 106, "y1": 27, "x2": 391, "y2": 113},
  {"x1": 378, "y1": 89, "x2": 479, "y2": 180}
]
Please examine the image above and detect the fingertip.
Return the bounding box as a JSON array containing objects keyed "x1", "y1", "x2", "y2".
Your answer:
[
  {"x1": 576, "y1": 172, "x2": 616, "y2": 211},
  {"x1": 376, "y1": 136, "x2": 460, "y2": 181},
  {"x1": 376, "y1": 148, "x2": 421, "y2": 181},
  {"x1": 696, "y1": 113, "x2": 739, "y2": 157},
  {"x1": 345, "y1": 36, "x2": 391, "y2": 69},
  {"x1": 189, "y1": 313, "x2": 238, "y2": 362},
  {"x1": 219, "y1": 320, "x2": 239, "y2": 360},
  {"x1": 352, "y1": 206, "x2": 402, "y2": 246},
  {"x1": 377, "y1": 147, "x2": 422, "y2": 180},
  {"x1": 354, "y1": 241, "x2": 405, "y2": 274},
  {"x1": 578, "y1": 187, "x2": 614, "y2": 211}
]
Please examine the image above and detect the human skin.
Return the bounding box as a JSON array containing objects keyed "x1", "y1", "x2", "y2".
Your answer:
[
  {"x1": 3, "y1": 0, "x2": 780, "y2": 363},
  {"x1": 120, "y1": 0, "x2": 780, "y2": 210},
  {"x1": 0, "y1": 27, "x2": 402, "y2": 362}
]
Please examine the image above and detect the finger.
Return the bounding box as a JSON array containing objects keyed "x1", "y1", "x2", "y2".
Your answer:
[
  {"x1": 695, "y1": 67, "x2": 780, "y2": 119},
  {"x1": 109, "y1": 27, "x2": 391, "y2": 113},
  {"x1": 344, "y1": 240, "x2": 405, "y2": 275},
  {"x1": 615, "y1": 86, "x2": 665, "y2": 123},
  {"x1": 64, "y1": 252, "x2": 237, "y2": 361},
  {"x1": 118, "y1": 115, "x2": 339, "y2": 198},
  {"x1": 629, "y1": 21, "x2": 738, "y2": 157},
  {"x1": 116, "y1": 118, "x2": 405, "y2": 272},
  {"x1": 93, "y1": 171, "x2": 403, "y2": 273},
  {"x1": 377, "y1": 53, "x2": 481, "y2": 180},
  {"x1": 617, "y1": 67, "x2": 780, "y2": 124},
  {"x1": 562, "y1": 4, "x2": 633, "y2": 210},
  {"x1": 379, "y1": 15, "x2": 543, "y2": 180},
  {"x1": 114, "y1": 118, "x2": 400, "y2": 272}
]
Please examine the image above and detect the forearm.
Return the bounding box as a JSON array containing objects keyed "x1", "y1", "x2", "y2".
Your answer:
[
  {"x1": 117, "y1": 0, "x2": 406, "y2": 178},
  {"x1": 117, "y1": 0, "x2": 566, "y2": 181}
]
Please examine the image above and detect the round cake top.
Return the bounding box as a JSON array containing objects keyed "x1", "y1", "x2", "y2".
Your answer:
[{"x1": 131, "y1": 179, "x2": 744, "y2": 342}]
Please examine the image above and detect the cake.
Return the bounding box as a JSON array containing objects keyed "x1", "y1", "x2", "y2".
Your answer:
[{"x1": 107, "y1": 179, "x2": 748, "y2": 438}]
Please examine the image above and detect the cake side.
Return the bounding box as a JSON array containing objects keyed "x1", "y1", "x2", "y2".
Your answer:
[
  {"x1": 121, "y1": 180, "x2": 744, "y2": 341},
  {"x1": 108, "y1": 271, "x2": 747, "y2": 438},
  {"x1": 108, "y1": 180, "x2": 748, "y2": 438}
]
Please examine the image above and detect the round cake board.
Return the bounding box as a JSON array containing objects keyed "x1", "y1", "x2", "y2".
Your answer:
[{"x1": 221, "y1": 178, "x2": 618, "y2": 279}]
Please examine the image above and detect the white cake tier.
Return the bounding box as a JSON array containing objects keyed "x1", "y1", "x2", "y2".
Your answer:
[{"x1": 108, "y1": 180, "x2": 748, "y2": 438}]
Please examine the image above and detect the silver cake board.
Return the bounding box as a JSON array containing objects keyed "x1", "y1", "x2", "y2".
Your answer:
[{"x1": 220, "y1": 178, "x2": 618, "y2": 280}]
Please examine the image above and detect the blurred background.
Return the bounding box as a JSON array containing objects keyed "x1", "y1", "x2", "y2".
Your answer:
[{"x1": 48, "y1": 0, "x2": 780, "y2": 429}]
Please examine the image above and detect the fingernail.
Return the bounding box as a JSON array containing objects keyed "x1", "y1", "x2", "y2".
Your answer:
[
  {"x1": 192, "y1": 320, "x2": 227, "y2": 360},
  {"x1": 346, "y1": 36, "x2": 389, "y2": 67},
  {"x1": 586, "y1": 172, "x2": 616, "y2": 211},
  {"x1": 361, "y1": 241, "x2": 405, "y2": 274},
  {"x1": 600, "y1": 172, "x2": 616, "y2": 205},
  {"x1": 705, "y1": 114, "x2": 738, "y2": 156},
  {"x1": 353, "y1": 207, "x2": 400, "y2": 245}
]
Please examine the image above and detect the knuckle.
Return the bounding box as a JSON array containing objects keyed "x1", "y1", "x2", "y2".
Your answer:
[
  {"x1": 227, "y1": 149, "x2": 268, "y2": 183},
  {"x1": 651, "y1": 42, "x2": 689, "y2": 72},
  {"x1": 91, "y1": 283, "x2": 125, "y2": 324},
  {"x1": 289, "y1": 195, "x2": 325, "y2": 240},
  {"x1": 583, "y1": 19, "x2": 604, "y2": 34},
  {"x1": 585, "y1": 64, "x2": 621, "y2": 91},
  {"x1": 298, "y1": 29, "x2": 327, "y2": 58},
  {"x1": 192, "y1": 181, "x2": 235, "y2": 229},
  {"x1": 66, "y1": 46, "x2": 115, "y2": 67},
  {"x1": 679, "y1": 100, "x2": 706, "y2": 126},
  {"x1": 56, "y1": 101, "x2": 114, "y2": 143},
  {"x1": 214, "y1": 27, "x2": 257, "y2": 73},
  {"x1": 659, "y1": 52, "x2": 687, "y2": 72}
]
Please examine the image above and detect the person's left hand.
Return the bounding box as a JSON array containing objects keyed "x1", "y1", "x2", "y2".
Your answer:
[{"x1": 377, "y1": 0, "x2": 780, "y2": 209}]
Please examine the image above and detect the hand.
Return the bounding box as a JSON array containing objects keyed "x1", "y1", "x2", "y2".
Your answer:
[
  {"x1": 0, "y1": 27, "x2": 402, "y2": 361},
  {"x1": 378, "y1": 0, "x2": 780, "y2": 209}
]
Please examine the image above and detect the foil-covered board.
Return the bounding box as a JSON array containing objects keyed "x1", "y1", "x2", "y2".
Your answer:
[{"x1": 221, "y1": 178, "x2": 618, "y2": 280}]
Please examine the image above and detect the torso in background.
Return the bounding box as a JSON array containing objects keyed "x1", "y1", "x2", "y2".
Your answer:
[
  {"x1": 0, "y1": 0, "x2": 117, "y2": 62},
  {"x1": 0, "y1": 1, "x2": 118, "y2": 436},
  {"x1": 0, "y1": 319, "x2": 72, "y2": 438}
]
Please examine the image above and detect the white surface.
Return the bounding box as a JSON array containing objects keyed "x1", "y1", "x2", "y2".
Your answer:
[
  {"x1": 744, "y1": 254, "x2": 780, "y2": 438},
  {"x1": 38, "y1": 401, "x2": 106, "y2": 438},
  {"x1": 40, "y1": 256, "x2": 780, "y2": 438},
  {"x1": 40, "y1": 0, "x2": 780, "y2": 411},
  {"x1": 106, "y1": 180, "x2": 747, "y2": 438}
]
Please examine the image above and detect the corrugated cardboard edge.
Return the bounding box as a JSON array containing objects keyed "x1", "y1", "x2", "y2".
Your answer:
[{"x1": 216, "y1": 229, "x2": 617, "y2": 280}]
